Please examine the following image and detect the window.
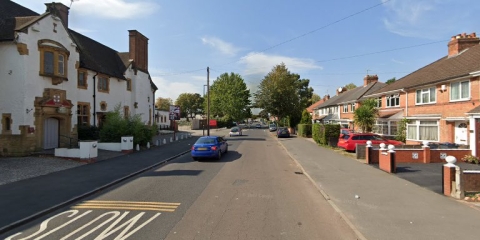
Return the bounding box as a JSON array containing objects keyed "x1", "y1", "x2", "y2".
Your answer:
[
  {"x1": 376, "y1": 97, "x2": 382, "y2": 108},
  {"x1": 38, "y1": 39, "x2": 69, "y2": 78},
  {"x1": 373, "y1": 120, "x2": 399, "y2": 136},
  {"x1": 386, "y1": 94, "x2": 400, "y2": 107},
  {"x1": 407, "y1": 120, "x2": 439, "y2": 141},
  {"x1": 126, "y1": 79, "x2": 132, "y2": 91},
  {"x1": 98, "y1": 76, "x2": 109, "y2": 92},
  {"x1": 350, "y1": 103, "x2": 355, "y2": 112},
  {"x1": 77, "y1": 103, "x2": 90, "y2": 126},
  {"x1": 43, "y1": 51, "x2": 54, "y2": 74},
  {"x1": 416, "y1": 87, "x2": 436, "y2": 104},
  {"x1": 124, "y1": 106, "x2": 129, "y2": 118},
  {"x1": 450, "y1": 81, "x2": 470, "y2": 101},
  {"x1": 100, "y1": 102, "x2": 107, "y2": 111},
  {"x1": 2, "y1": 113, "x2": 12, "y2": 134},
  {"x1": 77, "y1": 71, "x2": 87, "y2": 89},
  {"x1": 343, "y1": 104, "x2": 348, "y2": 113}
]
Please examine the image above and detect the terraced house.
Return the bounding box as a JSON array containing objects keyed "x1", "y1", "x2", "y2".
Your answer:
[
  {"x1": 362, "y1": 32, "x2": 480, "y2": 155},
  {"x1": 0, "y1": 1, "x2": 157, "y2": 156}
]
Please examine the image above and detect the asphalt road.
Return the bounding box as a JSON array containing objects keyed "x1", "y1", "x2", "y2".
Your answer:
[{"x1": 2, "y1": 128, "x2": 357, "y2": 240}]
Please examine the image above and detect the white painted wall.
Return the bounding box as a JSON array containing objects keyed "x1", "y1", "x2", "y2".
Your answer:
[
  {"x1": 155, "y1": 109, "x2": 171, "y2": 127},
  {"x1": 0, "y1": 14, "x2": 155, "y2": 133}
]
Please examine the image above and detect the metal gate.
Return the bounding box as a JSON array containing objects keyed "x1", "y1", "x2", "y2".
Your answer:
[{"x1": 43, "y1": 118, "x2": 59, "y2": 149}]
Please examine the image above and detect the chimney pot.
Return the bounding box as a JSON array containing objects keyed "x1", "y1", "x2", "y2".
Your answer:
[{"x1": 448, "y1": 32, "x2": 480, "y2": 56}]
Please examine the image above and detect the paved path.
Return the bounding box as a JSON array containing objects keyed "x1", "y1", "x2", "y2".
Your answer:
[{"x1": 277, "y1": 135, "x2": 480, "y2": 240}]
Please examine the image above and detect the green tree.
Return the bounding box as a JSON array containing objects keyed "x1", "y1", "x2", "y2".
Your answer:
[
  {"x1": 254, "y1": 63, "x2": 313, "y2": 128},
  {"x1": 208, "y1": 72, "x2": 251, "y2": 122},
  {"x1": 311, "y1": 93, "x2": 321, "y2": 103},
  {"x1": 354, "y1": 98, "x2": 379, "y2": 132},
  {"x1": 175, "y1": 93, "x2": 204, "y2": 121},
  {"x1": 345, "y1": 83, "x2": 357, "y2": 90},
  {"x1": 155, "y1": 97, "x2": 172, "y2": 110},
  {"x1": 300, "y1": 109, "x2": 312, "y2": 124},
  {"x1": 386, "y1": 77, "x2": 396, "y2": 85}
]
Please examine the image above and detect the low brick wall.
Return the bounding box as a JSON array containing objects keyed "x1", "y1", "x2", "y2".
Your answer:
[
  {"x1": 379, "y1": 151, "x2": 395, "y2": 173},
  {"x1": 431, "y1": 149, "x2": 471, "y2": 163},
  {"x1": 366, "y1": 145, "x2": 472, "y2": 164},
  {"x1": 463, "y1": 170, "x2": 480, "y2": 193}
]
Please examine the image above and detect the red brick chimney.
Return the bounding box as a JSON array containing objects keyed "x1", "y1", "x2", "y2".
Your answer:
[
  {"x1": 364, "y1": 75, "x2": 378, "y2": 86},
  {"x1": 45, "y1": 2, "x2": 69, "y2": 28},
  {"x1": 129, "y1": 30, "x2": 149, "y2": 72},
  {"x1": 448, "y1": 32, "x2": 480, "y2": 57}
]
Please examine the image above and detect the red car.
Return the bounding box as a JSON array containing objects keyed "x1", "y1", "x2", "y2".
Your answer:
[{"x1": 337, "y1": 133, "x2": 403, "y2": 152}]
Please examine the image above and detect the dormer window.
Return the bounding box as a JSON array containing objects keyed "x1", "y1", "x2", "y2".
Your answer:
[{"x1": 386, "y1": 94, "x2": 400, "y2": 107}]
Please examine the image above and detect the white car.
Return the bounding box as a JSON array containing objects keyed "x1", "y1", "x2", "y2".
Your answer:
[{"x1": 229, "y1": 127, "x2": 243, "y2": 136}]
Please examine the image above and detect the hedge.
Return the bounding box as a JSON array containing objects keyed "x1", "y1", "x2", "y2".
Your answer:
[
  {"x1": 297, "y1": 124, "x2": 312, "y2": 137},
  {"x1": 312, "y1": 124, "x2": 340, "y2": 146}
]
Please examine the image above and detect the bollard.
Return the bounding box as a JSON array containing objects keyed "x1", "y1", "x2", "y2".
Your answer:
[
  {"x1": 170, "y1": 137, "x2": 173, "y2": 142},
  {"x1": 136, "y1": 144, "x2": 140, "y2": 151},
  {"x1": 163, "y1": 139, "x2": 166, "y2": 144},
  {"x1": 176, "y1": 136, "x2": 178, "y2": 141},
  {"x1": 156, "y1": 140, "x2": 159, "y2": 146},
  {"x1": 147, "y1": 142, "x2": 150, "y2": 149}
]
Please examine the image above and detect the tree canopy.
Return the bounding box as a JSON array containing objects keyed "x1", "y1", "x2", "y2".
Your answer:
[
  {"x1": 254, "y1": 63, "x2": 313, "y2": 128},
  {"x1": 345, "y1": 83, "x2": 357, "y2": 90},
  {"x1": 386, "y1": 77, "x2": 396, "y2": 85},
  {"x1": 155, "y1": 97, "x2": 172, "y2": 110},
  {"x1": 175, "y1": 93, "x2": 204, "y2": 121},
  {"x1": 311, "y1": 93, "x2": 321, "y2": 104},
  {"x1": 207, "y1": 72, "x2": 251, "y2": 122},
  {"x1": 354, "y1": 98, "x2": 379, "y2": 132}
]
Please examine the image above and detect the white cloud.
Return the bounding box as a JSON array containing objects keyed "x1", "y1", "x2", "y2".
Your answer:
[
  {"x1": 382, "y1": 0, "x2": 470, "y2": 39},
  {"x1": 63, "y1": 0, "x2": 159, "y2": 19},
  {"x1": 391, "y1": 58, "x2": 404, "y2": 64},
  {"x1": 239, "y1": 52, "x2": 322, "y2": 76},
  {"x1": 201, "y1": 37, "x2": 241, "y2": 56},
  {"x1": 151, "y1": 76, "x2": 203, "y2": 102}
]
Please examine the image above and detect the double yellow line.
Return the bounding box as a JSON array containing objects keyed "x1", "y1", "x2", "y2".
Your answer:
[{"x1": 72, "y1": 200, "x2": 181, "y2": 212}]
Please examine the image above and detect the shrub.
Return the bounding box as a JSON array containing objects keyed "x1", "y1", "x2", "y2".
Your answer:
[
  {"x1": 78, "y1": 125, "x2": 99, "y2": 140},
  {"x1": 312, "y1": 124, "x2": 340, "y2": 146},
  {"x1": 297, "y1": 124, "x2": 312, "y2": 137},
  {"x1": 462, "y1": 155, "x2": 480, "y2": 164}
]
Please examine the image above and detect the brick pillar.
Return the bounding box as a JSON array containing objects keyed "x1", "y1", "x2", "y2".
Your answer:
[
  {"x1": 366, "y1": 141, "x2": 372, "y2": 164},
  {"x1": 423, "y1": 146, "x2": 431, "y2": 163},
  {"x1": 379, "y1": 145, "x2": 396, "y2": 173},
  {"x1": 443, "y1": 156, "x2": 457, "y2": 196}
]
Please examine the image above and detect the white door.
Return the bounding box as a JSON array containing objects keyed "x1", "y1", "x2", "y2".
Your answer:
[
  {"x1": 455, "y1": 122, "x2": 468, "y2": 145},
  {"x1": 43, "y1": 118, "x2": 59, "y2": 149}
]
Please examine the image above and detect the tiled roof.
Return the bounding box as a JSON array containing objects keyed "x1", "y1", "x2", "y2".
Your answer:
[
  {"x1": 306, "y1": 99, "x2": 326, "y2": 113},
  {"x1": 369, "y1": 43, "x2": 480, "y2": 95},
  {"x1": 69, "y1": 30, "x2": 127, "y2": 80},
  {"x1": 314, "y1": 82, "x2": 386, "y2": 109},
  {"x1": 118, "y1": 52, "x2": 132, "y2": 68},
  {"x1": 0, "y1": 0, "x2": 39, "y2": 41},
  {"x1": 467, "y1": 105, "x2": 480, "y2": 114}
]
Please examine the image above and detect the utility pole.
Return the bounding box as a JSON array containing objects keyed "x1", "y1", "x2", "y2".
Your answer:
[{"x1": 207, "y1": 67, "x2": 210, "y2": 136}]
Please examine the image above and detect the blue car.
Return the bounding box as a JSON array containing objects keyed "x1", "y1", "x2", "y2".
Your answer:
[{"x1": 191, "y1": 136, "x2": 228, "y2": 161}]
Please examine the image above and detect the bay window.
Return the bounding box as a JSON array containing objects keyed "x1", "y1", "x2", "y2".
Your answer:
[{"x1": 407, "y1": 120, "x2": 439, "y2": 141}]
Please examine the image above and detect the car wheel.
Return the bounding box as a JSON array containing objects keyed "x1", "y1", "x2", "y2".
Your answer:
[
  {"x1": 225, "y1": 145, "x2": 228, "y2": 154},
  {"x1": 217, "y1": 151, "x2": 222, "y2": 160}
]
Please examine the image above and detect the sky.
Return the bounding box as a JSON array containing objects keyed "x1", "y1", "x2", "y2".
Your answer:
[{"x1": 13, "y1": 0, "x2": 480, "y2": 104}]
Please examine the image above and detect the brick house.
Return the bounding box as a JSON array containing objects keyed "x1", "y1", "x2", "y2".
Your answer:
[
  {"x1": 306, "y1": 95, "x2": 330, "y2": 122},
  {"x1": 363, "y1": 32, "x2": 480, "y2": 155},
  {"x1": 0, "y1": 1, "x2": 157, "y2": 156},
  {"x1": 313, "y1": 75, "x2": 385, "y2": 128}
]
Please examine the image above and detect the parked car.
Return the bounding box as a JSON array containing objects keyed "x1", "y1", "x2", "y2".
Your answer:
[
  {"x1": 269, "y1": 124, "x2": 277, "y2": 132},
  {"x1": 229, "y1": 126, "x2": 243, "y2": 137},
  {"x1": 255, "y1": 123, "x2": 262, "y2": 129},
  {"x1": 340, "y1": 128, "x2": 355, "y2": 136},
  {"x1": 337, "y1": 133, "x2": 403, "y2": 152},
  {"x1": 276, "y1": 127, "x2": 290, "y2": 138},
  {"x1": 191, "y1": 136, "x2": 228, "y2": 160}
]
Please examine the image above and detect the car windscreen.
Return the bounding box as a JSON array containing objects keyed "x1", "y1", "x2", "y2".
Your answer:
[
  {"x1": 195, "y1": 138, "x2": 216, "y2": 144},
  {"x1": 231, "y1": 128, "x2": 238, "y2": 132}
]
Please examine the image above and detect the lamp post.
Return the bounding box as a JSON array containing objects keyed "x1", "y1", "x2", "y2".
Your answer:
[{"x1": 207, "y1": 67, "x2": 210, "y2": 136}]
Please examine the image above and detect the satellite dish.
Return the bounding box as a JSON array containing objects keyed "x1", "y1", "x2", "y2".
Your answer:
[{"x1": 338, "y1": 87, "x2": 343, "y2": 92}]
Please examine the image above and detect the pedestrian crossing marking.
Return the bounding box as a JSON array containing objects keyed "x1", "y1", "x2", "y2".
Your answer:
[{"x1": 72, "y1": 200, "x2": 181, "y2": 212}]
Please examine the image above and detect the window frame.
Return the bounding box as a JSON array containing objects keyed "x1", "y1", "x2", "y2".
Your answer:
[
  {"x1": 350, "y1": 103, "x2": 355, "y2": 112},
  {"x1": 406, "y1": 120, "x2": 439, "y2": 142},
  {"x1": 450, "y1": 80, "x2": 470, "y2": 102},
  {"x1": 343, "y1": 104, "x2": 348, "y2": 113},
  {"x1": 386, "y1": 94, "x2": 400, "y2": 108},
  {"x1": 77, "y1": 102, "x2": 90, "y2": 126},
  {"x1": 98, "y1": 76, "x2": 110, "y2": 93},
  {"x1": 126, "y1": 78, "x2": 132, "y2": 91},
  {"x1": 376, "y1": 97, "x2": 382, "y2": 108},
  {"x1": 77, "y1": 70, "x2": 88, "y2": 89},
  {"x1": 38, "y1": 40, "x2": 69, "y2": 79},
  {"x1": 415, "y1": 87, "x2": 436, "y2": 105}
]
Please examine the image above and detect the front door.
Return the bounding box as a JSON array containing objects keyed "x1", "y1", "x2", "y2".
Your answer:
[
  {"x1": 454, "y1": 122, "x2": 468, "y2": 145},
  {"x1": 43, "y1": 118, "x2": 59, "y2": 149}
]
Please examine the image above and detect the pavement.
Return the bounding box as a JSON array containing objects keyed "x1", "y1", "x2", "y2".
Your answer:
[{"x1": 1, "y1": 128, "x2": 480, "y2": 239}]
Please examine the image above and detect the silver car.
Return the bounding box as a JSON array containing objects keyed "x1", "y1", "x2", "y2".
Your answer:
[{"x1": 269, "y1": 124, "x2": 277, "y2": 132}]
